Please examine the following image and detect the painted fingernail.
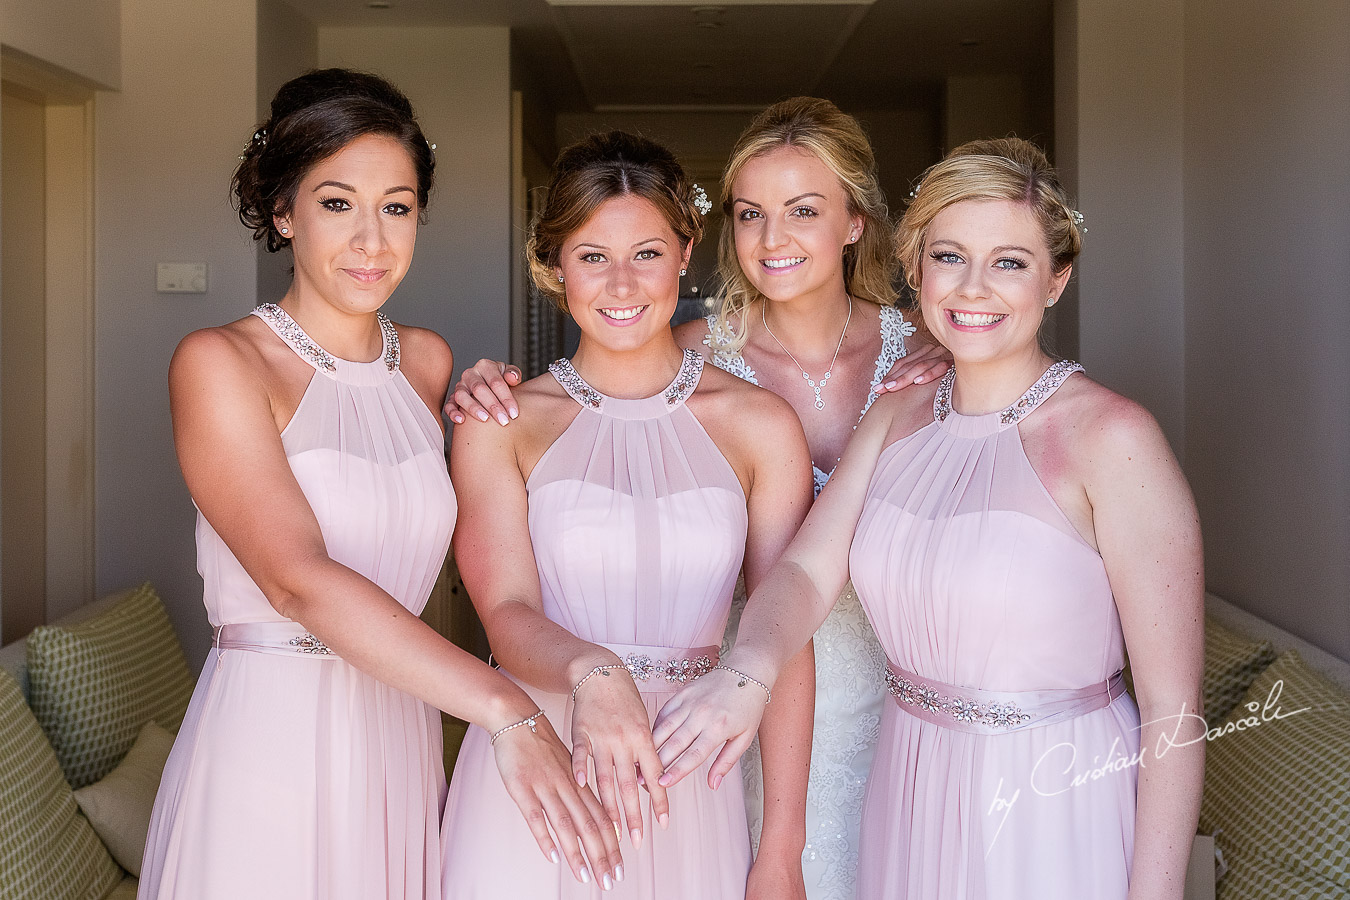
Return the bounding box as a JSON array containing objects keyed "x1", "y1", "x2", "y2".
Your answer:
[
  {"x1": 475, "y1": 410, "x2": 489, "y2": 422},
  {"x1": 914, "y1": 376, "x2": 924, "y2": 384},
  {"x1": 580, "y1": 867, "x2": 591, "y2": 885},
  {"x1": 603, "y1": 873, "x2": 614, "y2": 891},
  {"x1": 658, "y1": 774, "x2": 672, "y2": 787},
  {"x1": 712, "y1": 773, "x2": 723, "y2": 790},
  {"x1": 658, "y1": 812, "x2": 669, "y2": 830},
  {"x1": 630, "y1": 827, "x2": 642, "y2": 849},
  {"x1": 496, "y1": 412, "x2": 510, "y2": 426},
  {"x1": 508, "y1": 407, "x2": 519, "y2": 419},
  {"x1": 550, "y1": 849, "x2": 560, "y2": 864},
  {"x1": 615, "y1": 863, "x2": 625, "y2": 883},
  {"x1": 885, "y1": 381, "x2": 898, "y2": 390},
  {"x1": 575, "y1": 770, "x2": 587, "y2": 787}
]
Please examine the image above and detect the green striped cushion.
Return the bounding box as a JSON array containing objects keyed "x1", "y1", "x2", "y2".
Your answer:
[
  {"x1": 0, "y1": 668, "x2": 122, "y2": 900},
  {"x1": 1203, "y1": 616, "x2": 1277, "y2": 723},
  {"x1": 27, "y1": 583, "x2": 194, "y2": 789},
  {"x1": 1200, "y1": 651, "x2": 1350, "y2": 899}
]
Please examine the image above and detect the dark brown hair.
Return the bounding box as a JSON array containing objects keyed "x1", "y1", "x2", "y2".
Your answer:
[
  {"x1": 233, "y1": 68, "x2": 435, "y2": 252},
  {"x1": 527, "y1": 131, "x2": 704, "y2": 311}
]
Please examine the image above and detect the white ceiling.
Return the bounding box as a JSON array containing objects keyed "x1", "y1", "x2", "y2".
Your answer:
[{"x1": 283, "y1": 0, "x2": 1053, "y2": 112}]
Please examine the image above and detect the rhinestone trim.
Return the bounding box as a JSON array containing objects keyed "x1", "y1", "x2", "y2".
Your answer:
[
  {"x1": 622, "y1": 652, "x2": 714, "y2": 684},
  {"x1": 548, "y1": 348, "x2": 704, "y2": 411},
  {"x1": 288, "y1": 633, "x2": 335, "y2": 655},
  {"x1": 934, "y1": 359, "x2": 1084, "y2": 426},
  {"x1": 662, "y1": 349, "x2": 703, "y2": 407},
  {"x1": 884, "y1": 668, "x2": 1031, "y2": 729},
  {"x1": 548, "y1": 358, "x2": 603, "y2": 409},
  {"x1": 255, "y1": 303, "x2": 399, "y2": 374}
]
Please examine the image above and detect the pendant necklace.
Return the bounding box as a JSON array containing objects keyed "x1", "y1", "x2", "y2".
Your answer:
[{"x1": 761, "y1": 297, "x2": 852, "y2": 411}]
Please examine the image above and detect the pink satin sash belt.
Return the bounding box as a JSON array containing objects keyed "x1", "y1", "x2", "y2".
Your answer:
[
  {"x1": 598, "y1": 641, "x2": 719, "y2": 694},
  {"x1": 885, "y1": 660, "x2": 1126, "y2": 735},
  {"x1": 213, "y1": 621, "x2": 340, "y2": 659}
]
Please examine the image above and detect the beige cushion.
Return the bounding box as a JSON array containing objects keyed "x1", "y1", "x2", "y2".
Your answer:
[
  {"x1": 73, "y1": 720, "x2": 175, "y2": 877},
  {"x1": 1202, "y1": 615, "x2": 1277, "y2": 723},
  {"x1": 1199, "y1": 651, "x2": 1350, "y2": 899},
  {"x1": 0, "y1": 668, "x2": 122, "y2": 899},
  {"x1": 26, "y1": 583, "x2": 193, "y2": 788}
]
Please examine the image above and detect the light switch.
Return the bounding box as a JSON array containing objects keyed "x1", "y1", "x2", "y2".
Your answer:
[{"x1": 157, "y1": 262, "x2": 208, "y2": 293}]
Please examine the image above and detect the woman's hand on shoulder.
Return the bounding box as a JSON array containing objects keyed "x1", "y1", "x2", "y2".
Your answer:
[
  {"x1": 444, "y1": 358, "x2": 522, "y2": 426},
  {"x1": 873, "y1": 333, "x2": 951, "y2": 394}
]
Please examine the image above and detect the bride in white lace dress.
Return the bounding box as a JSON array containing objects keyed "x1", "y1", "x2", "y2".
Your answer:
[
  {"x1": 445, "y1": 99, "x2": 948, "y2": 900},
  {"x1": 683, "y1": 98, "x2": 946, "y2": 900}
]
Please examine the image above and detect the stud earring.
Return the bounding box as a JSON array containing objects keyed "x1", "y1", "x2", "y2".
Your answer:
[
  {"x1": 680, "y1": 268, "x2": 687, "y2": 276},
  {"x1": 557, "y1": 274, "x2": 565, "y2": 283},
  {"x1": 280, "y1": 227, "x2": 289, "y2": 235},
  {"x1": 1046, "y1": 297, "x2": 1057, "y2": 307}
]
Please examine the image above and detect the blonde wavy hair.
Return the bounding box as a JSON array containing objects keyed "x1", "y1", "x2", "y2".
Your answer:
[
  {"x1": 713, "y1": 97, "x2": 896, "y2": 353},
  {"x1": 895, "y1": 137, "x2": 1084, "y2": 293}
]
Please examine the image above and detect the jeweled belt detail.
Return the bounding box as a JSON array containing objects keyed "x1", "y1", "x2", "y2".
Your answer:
[
  {"x1": 598, "y1": 641, "x2": 719, "y2": 691},
  {"x1": 213, "y1": 622, "x2": 340, "y2": 659},
  {"x1": 884, "y1": 661, "x2": 1125, "y2": 734}
]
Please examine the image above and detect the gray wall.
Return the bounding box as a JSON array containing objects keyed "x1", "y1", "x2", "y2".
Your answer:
[
  {"x1": 1182, "y1": 0, "x2": 1350, "y2": 659},
  {"x1": 94, "y1": 0, "x2": 260, "y2": 665},
  {"x1": 318, "y1": 26, "x2": 514, "y2": 378}
]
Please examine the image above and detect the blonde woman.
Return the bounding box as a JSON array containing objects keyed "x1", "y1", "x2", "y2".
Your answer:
[
  {"x1": 654, "y1": 138, "x2": 1205, "y2": 900},
  {"x1": 447, "y1": 99, "x2": 949, "y2": 900}
]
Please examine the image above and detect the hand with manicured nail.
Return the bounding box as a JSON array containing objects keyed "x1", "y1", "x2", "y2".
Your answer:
[
  {"x1": 870, "y1": 336, "x2": 951, "y2": 394},
  {"x1": 443, "y1": 358, "x2": 522, "y2": 425}
]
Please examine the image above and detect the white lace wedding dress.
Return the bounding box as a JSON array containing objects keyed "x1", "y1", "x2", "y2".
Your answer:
[{"x1": 705, "y1": 304, "x2": 913, "y2": 900}]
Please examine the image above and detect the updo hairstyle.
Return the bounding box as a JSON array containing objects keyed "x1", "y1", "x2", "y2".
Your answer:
[
  {"x1": 895, "y1": 137, "x2": 1083, "y2": 291},
  {"x1": 526, "y1": 131, "x2": 704, "y2": 312},
  {"x1": 233, "y1": 68, "x2": 435, "y2": 252}
]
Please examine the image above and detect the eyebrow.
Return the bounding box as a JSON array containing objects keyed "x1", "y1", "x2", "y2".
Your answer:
[
  {"x1": 731, "y1": 192, "x2": 828, "y2": 208},
  {"x1": 929, "y1": 239, "x2": 1037, "y2": 257},
  {"x1": 312, "y1": 180, "x2": 416, "y2": 196},
  {"x1": 572, "y1": 237, "x2": 669, "y2": 251}
]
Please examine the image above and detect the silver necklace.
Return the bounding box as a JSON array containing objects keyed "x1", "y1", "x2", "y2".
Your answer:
[{"x1": 761, "y1": 298, "x2": 853, "y2": 411}]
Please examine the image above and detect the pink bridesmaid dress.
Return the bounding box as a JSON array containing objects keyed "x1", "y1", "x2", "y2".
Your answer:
[
  {"x1": 140, "y1": 304, "x2": 457, "y2": 899},
  {"x1": 848, "y1": 362, "x2": 1140, "y2": 900},
  {"x1": 441, "y1": 349, "x2": 752, "y2": 899}
]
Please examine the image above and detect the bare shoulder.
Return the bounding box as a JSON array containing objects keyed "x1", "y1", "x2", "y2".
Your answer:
[
  {"x1": 867, "y1": 377, "x2": 940, "y2": 445},
  {"x1": 1037, "y1": 373, "x2": 1175, "y2": 471},
  {"x1": 170, "y1": 315, "x2": 275, "y2": 391},
  {"x1": 694, "y1": 361, "x2": 797, "y2": 432},
  {"x1": 389, "y1": 322, "x2": 454, "y2": 399}
]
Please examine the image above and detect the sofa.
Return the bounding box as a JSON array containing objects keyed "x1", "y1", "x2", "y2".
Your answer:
[{"x1": 0, "y1": 584, "x2": 193, "y2": 900}]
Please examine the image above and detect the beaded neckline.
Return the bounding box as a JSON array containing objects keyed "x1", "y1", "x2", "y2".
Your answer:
[
  {"x1": 934, "y1": 359, "x2": 1084, "y2": 427},
  {"x1": 253, "y1": 303, "x2": 399, "y2": 375},
  {"x1": 549, "y1": 349, "x2": 704, "y2": 413}
]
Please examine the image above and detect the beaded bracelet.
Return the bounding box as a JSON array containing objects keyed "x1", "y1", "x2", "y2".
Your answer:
[
  {"x1": 571, "y1": 663, "x2": 628, "y2": 702},
  {"x1": 489, "y1": 709, "x2": 546, "y2": 745},
  {"x1": 714, "y1": 664, "x2": 772, "y2": 704}
]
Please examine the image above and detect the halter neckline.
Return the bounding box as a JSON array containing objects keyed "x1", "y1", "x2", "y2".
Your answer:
[
  {"x1": 252, "y1": 303, "x2": 399, "y2": 385},
  {"x1": 549, "y1": 349, "x2": 704, "y2": 421},
  {"x1": 934, "y1": 359, "x2": 1084, "y2": 436}
]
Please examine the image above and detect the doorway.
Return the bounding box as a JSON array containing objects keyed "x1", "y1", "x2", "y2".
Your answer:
[{"x1": 1, "y1": 55, "x2": 96, "y2": 642}]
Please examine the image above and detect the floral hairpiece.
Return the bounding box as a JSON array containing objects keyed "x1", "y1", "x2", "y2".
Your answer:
[
  {"x1": 1070, "y1": 209, "x2": 1086, "y2": 234},
  {"x1": 691, "y1": 184, "x2": 712, "y2": 216},
  {"x1": 238, "y1": 128, "x2": 268, "y2": 161}
]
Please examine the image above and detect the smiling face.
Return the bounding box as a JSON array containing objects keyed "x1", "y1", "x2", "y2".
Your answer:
[
  {"x1": 919, "y1": 198, "x2": 1072, "y2": 366},
  {"x1": 275, "y1": 133, "x2": 419, "y2": 315},
  {"x1": 555, "y1": 194, "x2": 691, "y2": 353},
  {"x1": 730, "y1": 146, "x2": 863, "y2": 307}
]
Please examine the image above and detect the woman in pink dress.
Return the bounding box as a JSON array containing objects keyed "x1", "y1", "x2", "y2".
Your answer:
[
  {"x1": 140, "y1": 69, "x2": 618, "y2": 900},
  {"x1": 654, "y1": 137, "x2": 1205, "y2": 899},
  {"x1": 440, "y1": 131, "x2": 816, "y2": 899}
]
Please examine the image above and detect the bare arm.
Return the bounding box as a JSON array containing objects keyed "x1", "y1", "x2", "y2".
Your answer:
[
  {"x1": 450, "y1": 404, "x2": 670, "y2": 851},
  {"x1": 172, "y1": 328, "x2": 618, "y2": 883},
  {"x1": 653, "y1": 390, "x2": 907, "y2": 787},
  {"x1": 1081, "y1": 402, "x2": 1205, "y2": 900},
  {"x1": 731, "y1": 397, "x2": 815, "y2": 900}
]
